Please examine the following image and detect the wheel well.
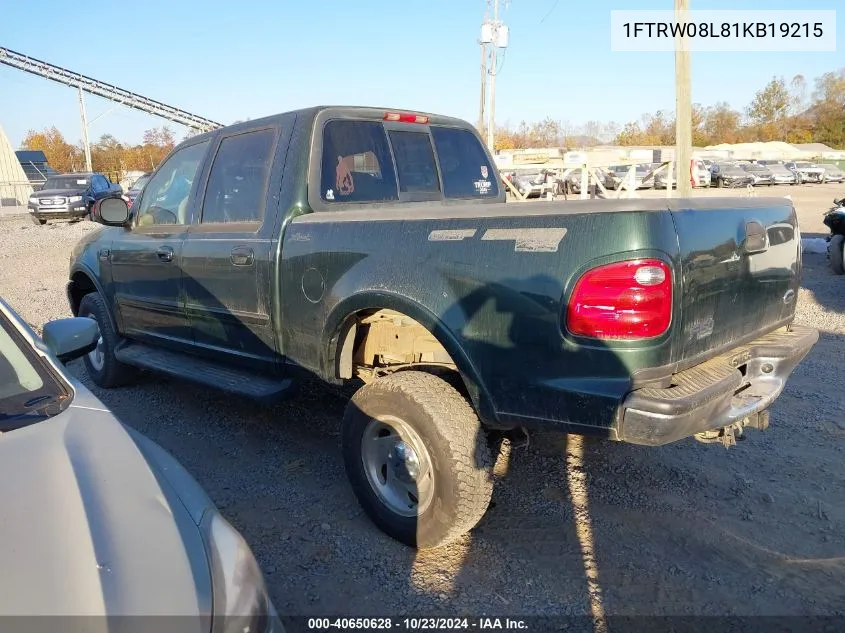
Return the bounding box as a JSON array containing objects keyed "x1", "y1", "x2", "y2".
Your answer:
[
  {"x1": 335, "y1": 308, "x2": 459, "y2": 382},
  {"x1": 69, "y1": 271, "x2": 97, "y2": 315}
]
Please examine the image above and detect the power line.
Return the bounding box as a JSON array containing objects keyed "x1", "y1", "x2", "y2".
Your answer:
[{"x1": 540, "y1": 0, "x2": 560, "y2": 24}]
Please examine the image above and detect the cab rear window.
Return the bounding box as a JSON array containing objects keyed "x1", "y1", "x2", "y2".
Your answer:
[
  {"x1": 320, "y1": 120, "x2": 398, "y2": 203},
  {"x1": 319, "y1": 120, "x2": 497, "y2": 204}
]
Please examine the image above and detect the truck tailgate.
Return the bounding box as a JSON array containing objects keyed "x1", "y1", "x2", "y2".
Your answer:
[{"x1": 669, "y1": 198, "x2": 801, "y2": 366}]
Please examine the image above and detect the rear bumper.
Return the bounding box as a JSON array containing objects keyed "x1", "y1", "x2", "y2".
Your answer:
[{"x1": 619, "y1": 325, "x2": 819, "y2": 446}]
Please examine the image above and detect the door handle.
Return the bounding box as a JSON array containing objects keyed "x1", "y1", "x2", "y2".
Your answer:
[
  {"x1": 231, "y1": 246, "x2": 254, "y2": 266},
  {"x1": 157, "y1": 245, "x2": 174, "y2": 262}
]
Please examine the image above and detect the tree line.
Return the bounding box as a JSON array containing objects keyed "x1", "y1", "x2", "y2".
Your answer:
[
  {"x1": 19, "y1": 126, "x2": 178, "y2": 175},
  {"x1": 493, "y1": 68, "x2": 845, "y2": 150},
  {"x1": 19, "y1": 67, "x2": 844, "y2": 170}
]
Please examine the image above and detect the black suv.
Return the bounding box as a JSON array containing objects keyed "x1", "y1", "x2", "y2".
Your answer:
[{"x1": 28, "y1": 173, "x2": 122, "y2": 224}]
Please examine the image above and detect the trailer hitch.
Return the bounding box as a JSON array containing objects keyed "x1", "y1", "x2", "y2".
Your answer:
[{"x1": 694, "y1": 410, "x2": 770, "y2": 448}]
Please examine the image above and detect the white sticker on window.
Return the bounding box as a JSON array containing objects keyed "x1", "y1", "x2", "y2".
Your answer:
[
  {"x1": 473, "y1": 179, "x2": 492, "y2": 195},
  {"x1": 77, "y1": 179, "x2": 87, "y2": 185},
  {"x1": 326, "y1": 189, "x2": 335, "y2": 200}
]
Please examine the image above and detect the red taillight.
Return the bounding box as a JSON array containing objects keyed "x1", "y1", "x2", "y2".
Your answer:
[
  {"x1": 566, "y1": 259, "x2": 672, "y2": 340},
  {"x1": 384, "y1": 112, "x2": 430, "y2": 124}
]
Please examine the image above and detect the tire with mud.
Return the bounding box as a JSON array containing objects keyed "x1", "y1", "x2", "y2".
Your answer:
[
  {"x1": 342, "y1": 371, "x2": 494, "y2": 549},
  {"x1": 78, "y1": 292, "x2": 137, "y2": 387}
]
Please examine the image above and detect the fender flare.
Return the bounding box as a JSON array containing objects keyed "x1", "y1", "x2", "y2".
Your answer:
[
  {"x1": 322, "y1": 291, "x2": 497, "y2": 425},
  {"x1": 68, "y1": 265, "x2": 119, "y2": 333}
]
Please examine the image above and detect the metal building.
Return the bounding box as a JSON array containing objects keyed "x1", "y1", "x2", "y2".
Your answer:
[{"x1": 0, "y1": 124, "x2": 32, "y2": 213}]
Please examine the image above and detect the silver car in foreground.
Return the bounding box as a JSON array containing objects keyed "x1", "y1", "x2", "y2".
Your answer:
[{"x1": 0, "y1": 298, "x2": 283, "y2": 632}]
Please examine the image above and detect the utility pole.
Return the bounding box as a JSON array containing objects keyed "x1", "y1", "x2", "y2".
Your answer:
[
  {"x1": 674, "y1": 0, "x2": 692, "y2": 197},
  {"x1": 486, "y1": 0, "x2": 499, "y2": 151},
  {"x1": 478, "y1": 39, "x2": 487, "y2": 134},
  {"x1": 78, "y1": 86, "x2": 92, "y2": 172}
]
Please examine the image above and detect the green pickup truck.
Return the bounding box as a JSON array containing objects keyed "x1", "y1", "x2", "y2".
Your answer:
[{"x1": 67, "y1": 106, "x2": 818, "y2": 549}]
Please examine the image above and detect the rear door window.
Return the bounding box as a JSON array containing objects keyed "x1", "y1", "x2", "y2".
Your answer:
[
  {"x1": 430, "y1": 126, "x2": 498, "y2": 198},
  {"x1": 201, "y1": 128, "x2": 276, "y2": 224},
  {"x1": 320, "y1": 120, "x2": 398, "y2": 203}
]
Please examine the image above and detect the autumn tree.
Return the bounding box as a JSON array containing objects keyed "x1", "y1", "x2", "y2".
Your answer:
[
  {"x1": 615, "y1": 121, "x2": 645, "y2": 145},
  {"x1": 747, "y1": 77, "x2": 792, "y2": 140},
  {"x1": 91, "y1": 134, "x2": 125, "y2": 173},
  {"x1": 789, "y1": 74, "x2": 808, "y2": 115},
  {"x1": 121, "y1": 126, "x2": 177, "y2": 171},
  {"x1": 810, "y1": 69, "x2": 845, "y2": 147},
  {"x1": 21, "y1": 127, "x2": 83, "y2": 173},
  {"x1": 701, "y1": 102, "x2": 741, "y2": 145},
  {"x1": 526, "y1": 117, "x2": 561, "y2": 146}
]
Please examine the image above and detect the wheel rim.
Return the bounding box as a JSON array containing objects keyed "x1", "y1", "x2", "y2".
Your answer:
[
  {"x1": 361, "y1": 415, "x2": 434, "y2": 517},
  {"x1": 85, "y1": 315, "x2": 105, "y2": 371}
]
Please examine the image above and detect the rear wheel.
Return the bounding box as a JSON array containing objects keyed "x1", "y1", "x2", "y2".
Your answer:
[
  {"x1": 342, "y1": 371, "x2": 494, "y2": 549},
  {"x1": 78, "y1": 292, "x2": 137, "y2": 387},
  {"x1": 830, "y1": 235, "x2": 845, "y2": 275}
]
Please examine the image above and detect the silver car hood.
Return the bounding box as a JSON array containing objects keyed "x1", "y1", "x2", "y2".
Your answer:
[{"x1": 0, "y1": 397, "x2": 213, "y2": 617}]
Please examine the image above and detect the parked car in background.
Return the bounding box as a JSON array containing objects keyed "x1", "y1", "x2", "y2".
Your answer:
[
  {"x1": 507, "y1": 168, "x2": 556, "y2": 198},
  {"x1": 819, "y1": 163, "x2": 845, "y2": 184},
  {"x1": 604, "y1": 164, "x2": 654, "y2": 190},
  {"x1": 785, "y1": 161, "x2": 825, "y2": 184},
  {"x1": 125, "y1": 172, "x2": 152, "y2": 207},
  {"x1": 27, "y1": 172, "x2": 122, "y2": 225},
  {"x1": 738, "y1": 162, "x2": 775, "y2": 186},
  {"x1": 0, "y1": 297, "x2": 282, "y2": 629},
  {"x1": 756, "y1": 161, "x2": 798, "y2": 185},
  {"x1": 693, "y1": 159, "x2": 711, "y2": 187},
  {"x1": 710, "y1": 162, "x2": 755, "y2": 188},
  {"x1": 561, "y1": 167, "x2": 611, "y2": 195}
]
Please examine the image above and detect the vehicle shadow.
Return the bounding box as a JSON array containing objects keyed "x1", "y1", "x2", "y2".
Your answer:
[{"x1": 68, "y1": 266, "x2": 845, "y2": 629}]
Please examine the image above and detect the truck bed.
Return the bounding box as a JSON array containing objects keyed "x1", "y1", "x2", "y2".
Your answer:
[{"x1": 281, "y1": 195, "x2": 802, "y2": 436}]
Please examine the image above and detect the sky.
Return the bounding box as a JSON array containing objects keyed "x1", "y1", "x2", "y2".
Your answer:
[{"x1": 0, "y1": 0, "x2": 841, "y2": 148}]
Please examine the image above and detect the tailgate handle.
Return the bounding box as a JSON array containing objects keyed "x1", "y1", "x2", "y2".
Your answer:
[{"x1": 744, "y1": 221, "x2": 768, "y2": 254}]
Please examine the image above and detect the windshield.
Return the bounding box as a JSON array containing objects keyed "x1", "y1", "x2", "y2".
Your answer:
[
  {"x1": 768, "y1": 164, "x2": 791, "y2": 173},
  {"x1": 130, "y1": 175, "x2": 151, "y2": 191},
  {"x1": 744, "y1": 164, "x2": 768, "y2": 172},
  {"x1": 794, "y1": 162, "x2": 813, "y2": 168},
  {"x1": 717, "y1": 164, "x2": 744, "y2": 175},
  {"x1": 42, "y1": 176, "x2": 89, "y2": 190},
  {"x1": 0, "y1": 311, "x2": 68, "y2": 429}
]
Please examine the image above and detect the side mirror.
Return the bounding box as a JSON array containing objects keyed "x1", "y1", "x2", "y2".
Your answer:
[
  {"x1": 92, "y1": 197, "x2": 130, "y2": 227},
  {"x1": 41, "y1": 318, "x2": 99, "y2": 364}
]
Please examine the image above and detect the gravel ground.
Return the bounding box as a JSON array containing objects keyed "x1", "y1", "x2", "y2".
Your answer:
[{"x1": 1, "y1": 185, "x2": 843, "y2": 622}]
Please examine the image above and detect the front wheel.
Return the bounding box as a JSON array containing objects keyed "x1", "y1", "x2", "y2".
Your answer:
[
  {"x1": 830, "y1": 235, "x2": 845, "y2": 275},
  {"x1": 78, "y1": 292, "x2": 137, "y2": 387},
  {"x1": 342, "y1": 371, "x2": 494, "y2": 549}
]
